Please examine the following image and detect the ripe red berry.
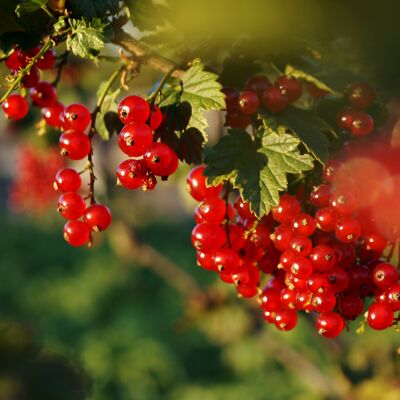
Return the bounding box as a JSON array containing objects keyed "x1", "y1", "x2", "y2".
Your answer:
[
  {"x1": 273, "y1": 225, "x2": 294, "y2": 252},
  {"x1": 59, "y1": 130, "x2": 91, "y2": 160},
  {"x1": 2, "y1": 94, "x2": 29, "y2": 120},
  {"x1": 244, "y1": 75, "x2": 272, "y2": 100},
  {"x1": 335, "y1": 217, "x2": 362, "y2": 243},
  {"x1": 225, "y1": 111, "x2": 251, "y2": 128},
  {"x1": 116, "y1": 159, "x2": 147, "y2": 190},
  {"x1": 280, "y1": 288, "x2": 297, "y2": 310},
  {"x1": 311, "y1": 292, "x2": 336, "y2": 312},
  {"x1": 84, "y1": 204, "x2": 112, "y2": 232},
  {"x1": 228, "y1": 224, "x2": 246, "y2": 251},
  {"x1": 310, "y1": 184, "x2": 331, "y2": 208},
  {"x1": 386, "y1": 284, "x2": 400, "y2": 311},
  {"x1": 237, "y1": 284, "x2": 259, "y2": 298},
  {"x1": 238, "y1": 90, "x2": 259, "y2": 114},
  {"x1": 63, "y1": 220, "x2": 91, "y2": 247},
  {"x1": 307, "y1": 273, "x2": 329, "y2": 293},
  {"x1": 323, "y1": 160, "x2": 341, "y2": 183},
  {"x1": 54, "y1": 168, "x2": 82, "y2": 192},
  {"x1": 196, "y1": 251, "x2": 216, "y2": 271},
  {"x1": 144, "y1": 143, "x2": 177, "y2": 176},
  {"x1": 275, "y1": 76, "x2": 302, "y2": 103},
  {"x1": 290, "y1": 256, "x2": 313, "y2": 279},
  {"x1": 191, "y1": 223, "x2": 226, "y2": 253},
  {"x1": 274, "y1": 310, "x2": 298, "y2": 331},
  {"x1": 260, "y1": 287, "x2": 281, "y2": 311},
  {"x1": 234, "y1": 197, "x2": 254, "y2": 220},
  {"x1": 57, "y1": 192, "x2": 86, "y2": 220},
  {"x1": 367, "y1": 302, "x2": 394, "y2": 330},
  {"x1": 62, "y1": 103, "x2": 91, "y2": 132},
  {"x1": 327, "y1": 267, "x2": 349, "y2": 293},
  {"x1": 30, "y1": 81, "x2": 57, "y2": 107},
  {"x1": 198, "y1": 196, "x2": 227, "y2": 225},
  {"x1": 364, "y1": 233, "x2": 388, "y2": 252},
  {"x1": 315, "y1": 207, "x2": 337, "y2": 232},
  {"x1": 337, "y1": 108, "x2": 355, "y2": 131},
  {"x1": 262, "y1": 86, "x2": 289, "y2": 113},
  {"x1": 310, "y1": 245, "x2": 336, "y2": 272},
  {"x1": 41, "y1": 102, "x2": 64, "y2": 127},
  {"x1": 350, "y1": 111, "x2": 374, "y2": 137},
  {"x1": 330, "y1": 192, "x2": 356, "y2": 217},
  {"x1": 29, "y1": 47, "x2": 56, "y2": 70},
  {"x1": 221, "y1": 87, "x2": 239, "y2": 111},
  {"x1": 316, "y1": 312, "x2": 344, "y2": 338},
  {"x1": 339, "y1": 294, "x2": 364, "y2": 319},
  {"x1": 5, "y1": 49, "x2": 27, "y2": 70},
  {"x1": 272, "y1": 194, "x2": 301, "y2": 223},
  {"x1": 346, "y1": 82, "x2": 376, "y2": 109},
  {"x1": 290, "y1": 235, "x2": 312, "y2": 257},
  {"x1": 118, "y1": 122, "x2": 153, "y2": 157},
  {"x1": 306, "y1": 83, "x2": 329, "y2": 99},
  {"x1": 21, "y1": 67, "x2": 40, "y2": 88},
  {"x1": 161, "y1": 152, "x2": 179, "y2": 176},
  {"x1": 292, "y1": 213, "x2": 316, "y2": 237},
  {"x1": 213, "y1": 248, "x2": 240, "y2": 273},
  {"x1": 148, "y1": 105, "x2": 163, "y2": 130},
  {"x1": 118, "y1": 95, "x2": 150, "y2": 124},
  {"x1": 372, "y1": 263, "x2": 399, "y2": 290},
  {"x1": 186, "y1": 165, "x2": 222, "y2": 201}
]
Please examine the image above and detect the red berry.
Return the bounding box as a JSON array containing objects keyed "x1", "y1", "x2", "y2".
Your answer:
[
  {"x1": 273, "y1": 225, "x2": 294, "y2": 252},
  {"x1": 5, "y1": 49, "x2": 26, "y2": 70},
  {"x1": 161, "y1": 152, "x2": 179, "y2": 176},
  {"x1": 295, "y1": 289, "x2": 312, "y2": 310},
  {"x1": 118, "y1": 95, "x2": 150, "y2": 124},
  {"x1": 272, "y1": 194, "x2": 301, "y2": 224},
  {"x1": 311, "y1": 292, "x2": 336, "y2": 312},
  {"x1": 316, "y1": 312, "x2": 344, "y2": 338},
  {"x1": 292, "y1": 213, "x2": 316, "y2": 237},
  {"x1": 148, "y1": 105, "x2": 163, "y2": 130},
  {"x1": 280, "y1": 249, "x2": 297, "y2": 272},
  {"x1": 337, "y1": 108, "x2": 355, "y2": 131},
  {"x1": 275, "y1": 76, "x2": 302, "y2": 103},
  {"x1": 54, "y1": 168, "x2": 81, "y2": 192},
  {"x1": 290, "y1": 235, "x2": 312, "y2": 257},
  {"x1": 339, "y1": 294, "x2": 364, "y2": 319},
  {"x1": 21, "y1": 67, "x2": 40, "y2": 88},
  {"x1": 386, "y1": 284, "x2": 400, "y2": 311},
  {"x1": 238, "y1": 90, "x2": 259, "y2": 114},
  {"x1": 372, "y1": 263, "x2": 399, "y2": 290},
  {"x1": 364, "y1": 233, "x2": 388, "y2": 252},
  {"x1": 315, "y1": 207, "x2": 337, "y2": 232},
  {"x1": 367, "y1": 302, "x2": 394, "y2": 330},
  {"x1": 350, "y1": 111, "x2": 374, "y2": 137},
  {"x1": 237, "y1": 284, "x2": 259, "y2": 298},
  {"x1": 63, "y1": 220, "x2": 91, "y2": 247},
  {"x1": 310, "y1": 245, "x2": 336, "y2": 272},
  {"x1": 346, "y1": 82, "x2": 376, "y2": 109},
  {"x1": 290, "y1": 256, "x2": 313, "y2": 279},
  {"x1": 84, "y1": 204, "x2": 112, "y2": 231},
  {"x1": 116, "y1": 159, "x2": 147, "y2": 190},
  {"x1": 310, "y1": 184, "x2": 331, "y2": 208},
  {"x1": 280, "y1": 288, "x2": 297, "y2": 310},
  {"x1": 260, "y1": 287, "x2": 281, "y2": 311},
  {"x1": 233, "y1": 262, "x2": 260, "y2": 287},
  {"x1": 142, "y1": 173, "x2": 157, "y2": 191},
  {"x1": 327, "y1": 267, "x2": 349, "y2": 293},
  {"x1": 323, "y1": 160, "x2": 341, "y2": 183},
  {"x1": 262, "y1": 86, "x2": 289, "y2": 113},
  {"x1": 199, "y1": 196, "x2": 227, "y2": 225},
  {"x1": 335, "y1": 217, "x2": 362, "y2": 243},
  {"x1": 2, "y1": 94, "x2": 29, "y2": 120},
  {"x1": 41, "y1": 102, "x2": 64, "y2": 127},
  {"x1": 306, "y1": 83, "x2": 329, "y2": 99},
  {"x1": 244, "y1": 75, "x2": 272, "y2": 100},
  {"x1": 234, "y1": 197, "x2": 254, "y2": 220},
  {"x1": 274, "y1": 310, "x2": 298, "y2": 331},
  {"x1": 191, "y1": 223, "x2": 226, "y2": 253},
  {"x1": 213, "y1": 248, "x2": 240, "y2": 273},
  {"x1": 30, "y1": 81, "x2": 57, "y2": 107},
  {"x1": 196, "y1": 251, "x2": 216, "y2": 271},
  {"x1": 329, "y1": 192, "x2": 356, "y2": 217},
  {"x1": 32, "y1": 47, "x2": 56, "y2": 70},
  {"x1": 228, "y1": 224, "x2": 246, "y2": 251},
  {"x1": 221, "y1": 87, "x2": 239, "y2": 110},
  {"x1": 57, "y1": 192, "x2": 86, "y2": 220},
  {"x1": 225, "y1": 110, "x2": 251, "y2": 128},
  {"x1": 59, "y1": 130, "x2": 91, "y2": 160},
  {"x1": 186, "y1": 165, "x2": 222, "y2": 201},
  {"x1": 307, "y1": 273, "x2": 330, "y2": 294},
  {"x1": 332, "y1": 242, "x2": 356, "y2": 269},
  {"x1": 62, "y1": 104, "x2": 91, "y2": 132},
  {"x1": 144, "y1": 143, "x2": 177, "y2": 176},
  {"x1": 118, "y1": 122, "x2": 153, "y2": 157}
]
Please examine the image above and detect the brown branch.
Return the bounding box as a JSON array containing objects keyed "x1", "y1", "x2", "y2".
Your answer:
[{"x1": 112, "y1": 30, "x2": 185, "y2": 79}]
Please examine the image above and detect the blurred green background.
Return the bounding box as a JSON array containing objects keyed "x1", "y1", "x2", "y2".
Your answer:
[{"x1": 1, "y1": 1, "x2": 400, "y2": 399}]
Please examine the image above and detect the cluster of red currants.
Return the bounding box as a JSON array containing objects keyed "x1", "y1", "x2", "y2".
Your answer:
[
  {"x1": 187, "y1": 162, "x2": 399, "y2": 338},
  {"x1": 337, "y1": 82, "x2": 376, "y2": 137},
  {"x1": 222, "y1": 74, "x2": 303, "y2": 128},
  {"x1": 116, "y1": 95, "x2": 178, "y2": 191}
]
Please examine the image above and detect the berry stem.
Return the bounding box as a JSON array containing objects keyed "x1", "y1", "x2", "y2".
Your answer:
[
  {"x1": 51, "y1": 50, "x2": 69, "y2": 87},
  {"x1": 0, "y1": 39, "x2": 55, "y2": 103}
]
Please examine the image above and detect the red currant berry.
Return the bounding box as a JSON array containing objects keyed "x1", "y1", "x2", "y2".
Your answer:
[
  {"x1": 260, "y1": 287, "x2": 281, "y2": 311},
  {"x1": 63, "y1": 220, "x2": 91, "y2": 247},
  {"x1": 339, "y1": 294, "x2": 364, "y2": 319},
  {"x1": 116, "y1": 159, "x2": 147, "y2": 190},
  {"x1": 59, "y1": 130, "x2": 91, "y2": 160},
  {"x1": 365, "y1": 233, "x2": 388, "y2": 252},
  {"x1": 237, "y1": 284, "x2": 259, "y2": 298},
  {"x1": 34, "y1": 47, "x2": 56, "y2": 70},
  {"x1": 280, "y1": 288, "x2": 297, "y2": 310},
  {"x1": 30, "y1": 81, "x2": 57, "y2": 107},
  {"x1": 311, "y1": 292, "x2": 336, "y2": 312},
  {"x1": 219, "y1": 271, "x2": 235, "y2": 284},
  {"x1": 83, "y1": 204, "x2": 112, "y2": 232},
  {"x1": 5, "y1": 49, "x2": 26, "y2": 70},
  {"x1": 327, "y1": 267, "x2": 349, "y2": 293},
  {"x1": 228, "y1": 224, "x2": 246, "y2": 251},
  {"x1": 54, "y1": 168, "x2": 81, "y2": 192},
  {"x1": 118, "y1": 122, "x2": 153, "y2": 157},
  {"x1": 386, "y1": 284, "x2": 400, "y2": 311},
  {"x1": 191, "y1": 223, "x2": 226, "y2": 253},
  {"x1": 61, "y1": 104, "x2": 91, "y2": 132},
  {"x1": 290, "y1": 235, "x2": 312, "y2": 256},
  {"x1": 307, "y1": 273, "x2": 330, "y2": 294},
  {"x1": 372, "y1": 263, "x2": 399, "y2": 290},
  {"x1": 292, "y1": 213, "x2": 316, "y2": 237},
  {"x1": 238, "y1": 90, "x2": 259, "y2": 114},
  {"x1": 316, "y1": 312, "x2": 344, "y2": 338},
  {"x1": 315, "y1": 207, "x2": 337, "y2": 232},
  {"x1": 244, "y1": 75, "x2": 272, "y2": 100},
  {"x1": 148, "y1": 105, "x2": 163, "y2": 130},
  {"x1": 213, "y1": 248, "x2": 240, "y2": 273},
  {"x1": 41, "y1": 102, "x2": 64, "y2": 127},
  {"x1": 118, "y1": 95, "x2": 150, "y2": 124},
  {"x1": 186, "y1": 165, "x2": 222, "y2": 201},
  {"x1": 350, "y1": 111, "x2": 374, "y2": 137},
  {"x1": 367, "y1": 302, "x2": 394, "y2": 330},
  {"x1": 196, "y1": 251, "x2": 216, "y2": 271},
  {"x1": 329, "y1": 192, "x2": 356, "y2": 217},
  {"x1": 225, "y1": 110, "x2": 252, "y2": 128},
  {"x1": 142, "y1": 173, "x2": 157, "y2": 191},
  {"x1": 144, "y1": 143, "x2": 177, "y2": 176},
  {"x1": 21, "y1": 66, "x2": 40, "y2": 88},
  {"x1": 323, "y1": 160, "x2": 341, "y2": 183},
  {"x1": 57, "y1": 192, "x2": 86, "y2": 220},
  {"x1": 262, "y1": 86, "x2": 289, "y2": 113},
  {"x1": 332, "y1": 242, "x2": 356, "y2": 269},
  {"x1": 310, "y1": 184, "x2": 331, "y2": 208},
  {"x1": 346, "y1": 82, "x2": 376, "y2": 109},
  {"x1": 337, "y1": 108, "x2": 355, "y2": 131},
  {"x1": 221, "y1": 87, "x2": 239, "y2": 111},
  {"x1": 233, "y1": 262, "x2": 260, "y2": 287},
  {"x1": 290, "y1": 256, "x2": 313, "y2": 279},
  {"x1": 273, "y1": 225, "x2": 294, "y2": 252},
  {"x1": 310, "y1": 245, "x2": 336, "y2": 272},
  {"x1": 272, "y1": 194, "x2": 301, "y2": 224},
  {"x1": 287, "y1": 273, "x2": 308, "y2": 290},
  {"x1": 280, "y1": 249, "x2": 297, "y2": 271},
  {"x1": 275, "y1": 76, "x2": 302, "y2": 103},
  {"x1": 2, "y1": 94, "x2": 29, "y2": 120},
  {"x1": 234, "y1": 197, "x2": 254, "y2": 220},
  {"x1": 199, "y1": 196, "x2": 227, "y2": 225},
  {"x1": 335, "y1": 217, "x2": 362, "y2": 243},
  {"x1": 306, "y1": 83, "x2": 329, "y2": 99},
  {"x1": 161, "y1": 152, "x2": 179, "y2": 176},
  {"x1": 274, "y1": 310, "x2": 298, "y2": 331}
]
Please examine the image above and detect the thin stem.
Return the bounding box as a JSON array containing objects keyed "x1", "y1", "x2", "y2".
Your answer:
[
  {"x1": 148, "y1": 65, "x2": 178, "y2": 104},
  {"x1": 41, "y1": 5, "x2": 55, "y2": 19},
  {"x1": 52, "y1": 50, "x2": 69, "y2": 87},
  {"x1": 0, "y1": 40, "x2": 54, "y2": 103}
]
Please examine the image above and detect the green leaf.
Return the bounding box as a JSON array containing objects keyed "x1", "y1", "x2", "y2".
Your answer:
[
  {"x1": 69, "y1": 0, "x2": 119, "y2": 19},
  {"x1": 66, "y1": 18, "x2": 106, "y2": 62},
  {"x1": 15, "y1": 0, "x2": 48, "y2": 17},
  {"x1": 204, "y1": 130, "x2": 314, "y2": 217},
  {"x1": 276, "y1": 107, "x2": 332, "y2": 163},
  {"x1": 159, "y1": 60, "x2": 225, "y2": 140},
  {"x1": 313, "y1": 68, "x2": 363, "y2": 92}
]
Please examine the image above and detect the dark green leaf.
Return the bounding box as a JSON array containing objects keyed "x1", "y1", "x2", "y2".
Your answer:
[
  {"x1": 126, "y1": 0, "x2": 168, "y2": 31},
  {"x1": 178, "y1": 128, "x2": 205, "y2": 165},
  {"x1": 95, "y1": 82, "x2": 120, "y2": 140},
  {"x1": 15, "y1": 0, "x2": 48, "y2": 17},
  {"x1": 69, "y1": 0, "x2": 119, "y2": 19},
  {"x1": 0, "y1": 31, "x2": 41, "y2": 52},
  {"x1": 204, "y1": 129, "x2": 314, "y2": 217},
  {"x1": 103, "y1": 111, "x2": 124, "y2": 137},
  {"x1": 313, "y1": 68, "x2": 363, "y2": 92}
]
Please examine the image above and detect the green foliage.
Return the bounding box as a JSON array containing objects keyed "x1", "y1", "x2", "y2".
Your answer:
[
  {"x1": 204, "y1": 129, "x2": 314, "y2": 216},
  {"x1": 15, "y1": 0, "x2": 48, "y2": 17},
  {"x1": 126, "y1": 0, "x2": 168, "y2": 31},
  {"x1": 66, "y1": 18, "x2": 107, "y2": 62}
]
